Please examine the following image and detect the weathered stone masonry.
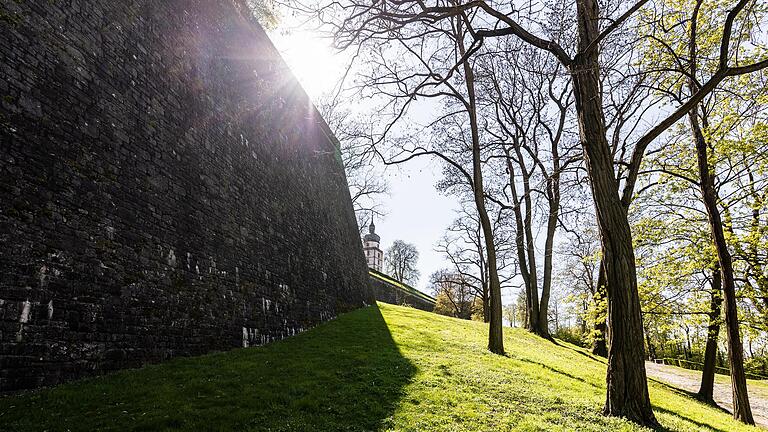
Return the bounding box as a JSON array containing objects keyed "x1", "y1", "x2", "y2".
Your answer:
[{"x1": 0, "y1": 0, "x2": 372, "y2": 391}]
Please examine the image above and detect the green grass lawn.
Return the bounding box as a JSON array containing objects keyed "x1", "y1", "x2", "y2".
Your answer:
[{"x1": 0, "y1": 303, "x2": 761, "y2": 431}]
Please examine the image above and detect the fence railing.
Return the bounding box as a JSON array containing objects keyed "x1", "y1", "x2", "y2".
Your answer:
[{"x1": 653, "y1": 357, "x2": 768, "y2": 381}]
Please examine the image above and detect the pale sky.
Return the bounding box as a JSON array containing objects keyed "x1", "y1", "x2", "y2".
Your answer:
[{"x1": 267, "y1": 25, "x2": 459, "y2": 294}]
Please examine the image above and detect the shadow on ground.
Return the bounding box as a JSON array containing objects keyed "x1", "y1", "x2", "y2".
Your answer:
[
  {"x1": 0, "y1": 305, "x2": 415, "y2": 431},
  {"x1": 650, "y1": 406, "x2": 730, "y2": 432},
  {"x1": 648, "y1": 377, "x2": 730, "y2": 414}
]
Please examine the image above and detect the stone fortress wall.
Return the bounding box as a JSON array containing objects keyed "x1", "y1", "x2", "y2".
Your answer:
[{"x1": 0, "y1": 0, "x2": 372, "y2": 391}]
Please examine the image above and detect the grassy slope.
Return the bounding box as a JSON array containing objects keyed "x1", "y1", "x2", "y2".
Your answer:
[{"x1": 0, "y1": 303, "x2": 761, "y2": 432}]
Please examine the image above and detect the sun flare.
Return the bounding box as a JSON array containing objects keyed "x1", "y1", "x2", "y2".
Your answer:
[{"x1": 270, "y1": 28, "x2": 345, "y2": 100}]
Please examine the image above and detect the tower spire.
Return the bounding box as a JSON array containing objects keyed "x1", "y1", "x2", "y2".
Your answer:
[
  {"x1": 362, "y1": 212, "x2": 382, "y2": 271},
  {"x1": 369, "y1": 212, "x2": 376, "y2": 234}
]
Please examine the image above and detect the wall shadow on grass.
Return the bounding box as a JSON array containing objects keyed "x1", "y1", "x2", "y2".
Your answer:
[{"x1": 0, "y1": 305, "x2": 416, "y2": 431}]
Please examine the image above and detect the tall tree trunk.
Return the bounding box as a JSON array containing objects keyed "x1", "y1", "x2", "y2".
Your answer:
[
  {"x1": 691, "y1": 109, "x2": 754, "y2": 424},
  {"x1": 480, "y1": 239, "x2": 490, "y2": 324},
  {"x1": 644, "y1": 324, "x2": 657, "y2": 361},
  {"x1": 538, "y1": 85, "x2": 566, "y2": 339},
  {"x1": 483, "y1": 278, "x2": 490, "y2": 323},
  {"x1": 517, "y1": 143, "x2": 544, "y2": 336},
  {"x1": 592, "y1": 261, "x2": 608, "y2": 357},
  {"x1": 683, "y1": 3, "x2": 752, "y2": 420},
  {"x1": 460, "y1": 34, "x2": 503, "y2": 355},
  {"x1": 519, "y1": 153, "x2": 541, "y2": 334},
  {"x1": 573, "y1": 0, "x2": 656, "y2": 424},
  {"x1": 698, "y1": 264, "x2": 722, "y2": 404},
  {"x1": 505, "y1": 147, "x2": 539, "y2": 332},
  {"x1": 538, "y1": 170, "x2": 559, "y2": 338}
]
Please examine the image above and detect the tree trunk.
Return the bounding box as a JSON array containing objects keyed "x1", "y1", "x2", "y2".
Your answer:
[
  {"x1": 593, "y1": 319, "x2": 608, "y2": 357},
  {"x1": 691, "y1": 109, "x2": 754, "y2": 424},
  {"x1": 643, "y1": 316, "x2": 656, "y2": 361},
  {"x1": 537, "y1": 168, "x2": 559, "y2": 338},
  {"x1": 519, "y1": 151, "x2": 541, "y2": 335},
  {"x1": 698, "y1": 265, "x2": 722, "y2": 404},
  {"x1": 538, "y1": 84, "x2": 566, "y2": 339},
  {"x1": 592, "y1": 262, "x2": 608, "y2": 357},
  {"x1": 644, "y1": 325, "x2": 657, "y2": 361},
  {"x1": 505, "y1": 147, "x2": 540, "y2": 333},
  {"x1": 460, "y1": 34, "x2": 503, "y2": 355},
  {"x1": 480, "y1": 244, "x2": 490, "y2": 324},
  {"x1": 573, "y1": 0, "x2": 656, "y2": 424},
  {"x1": 682, "y1": 4, "x2": 752, "y2": 419}
]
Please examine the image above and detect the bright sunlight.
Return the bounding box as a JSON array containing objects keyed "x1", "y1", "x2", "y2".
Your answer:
[{"x1": 269, "y1": 27, "x2": 346, "y2": 100}]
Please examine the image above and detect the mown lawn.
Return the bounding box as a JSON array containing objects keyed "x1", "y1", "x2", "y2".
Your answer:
[{"x1": 0, "y1": 303, "x2": 761, "y2": 431}]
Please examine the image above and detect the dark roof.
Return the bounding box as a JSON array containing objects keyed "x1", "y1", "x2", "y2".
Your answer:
[{"x1": 363, "y1": 218, "x2": 380, "y2": 243}]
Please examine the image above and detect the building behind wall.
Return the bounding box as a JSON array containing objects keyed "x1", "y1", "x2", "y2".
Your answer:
[
  {"x1": 360, "y1": 219, "x2": 434, "y2": 311},
  {"x1": 362, "y1": 219, "x2": 383, "y2": 272}
]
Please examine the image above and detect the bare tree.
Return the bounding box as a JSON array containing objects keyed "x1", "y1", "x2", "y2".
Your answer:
[
  {"x1": 436, "y1": 204, "x2": 515, "y2": 322},
  {"x1": 317, "y1": 9, "x2": 509, "y2": 354},
  {"x1": 556, "y1": 225, "x2": 608, "y2": 357},
  {"x1": 479, "y1": 41, "x2": 578, "y2": 338},
  {"x1": 318, "y1": 100, "x2": 388, "y2": 230},
  {"x1": 385, "y1": 240, "x2": 420, "y2": 285}
]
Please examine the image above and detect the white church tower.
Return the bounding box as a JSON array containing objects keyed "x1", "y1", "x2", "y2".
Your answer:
[{"x1": 362, "y1": 217, "x2": 383, "y2": 272}]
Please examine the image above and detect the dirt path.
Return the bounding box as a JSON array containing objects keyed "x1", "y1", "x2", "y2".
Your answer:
[{"x1": 645, "y1": 361, "x2": 768, "y2": 428}]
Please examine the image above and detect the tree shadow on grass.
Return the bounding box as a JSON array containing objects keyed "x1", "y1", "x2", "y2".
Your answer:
[
  {"x1": 639, "y1": 377, "x2": 732, "y2": 432},
  {"x1": 0, "y1": 304, "x2": 416, "y2": 431},
  {"x1": 648, "y1": 377, "x2": 731, "y2": 415},
  {"x1": 570, "y1": 346, "x2": 608, "y2": 365},
  {"x1": 650, "y1": 406, "x2": 730, "y2": 432},
  {"x1": 548, "y1": 340, "x2": 608, "y2": 365},
  {"x1": 535, "y1": 345, "x2": 731, "y2": 432},
  {"x1": 512, "y1": 356, "x2": 602, "y2": 390}
]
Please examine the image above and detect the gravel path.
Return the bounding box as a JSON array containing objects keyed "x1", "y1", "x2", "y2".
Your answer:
[{"x1": 645, "y1": 361, "x2": 768, "y2": 428}]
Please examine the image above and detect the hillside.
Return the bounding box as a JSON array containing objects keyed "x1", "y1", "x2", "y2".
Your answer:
[
  {"x1": 0, "y1": 303, "x2": 762, "y2": 431},
  {"x1": 645, "y1": 361, "x2": 768, "y2": 427}
]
